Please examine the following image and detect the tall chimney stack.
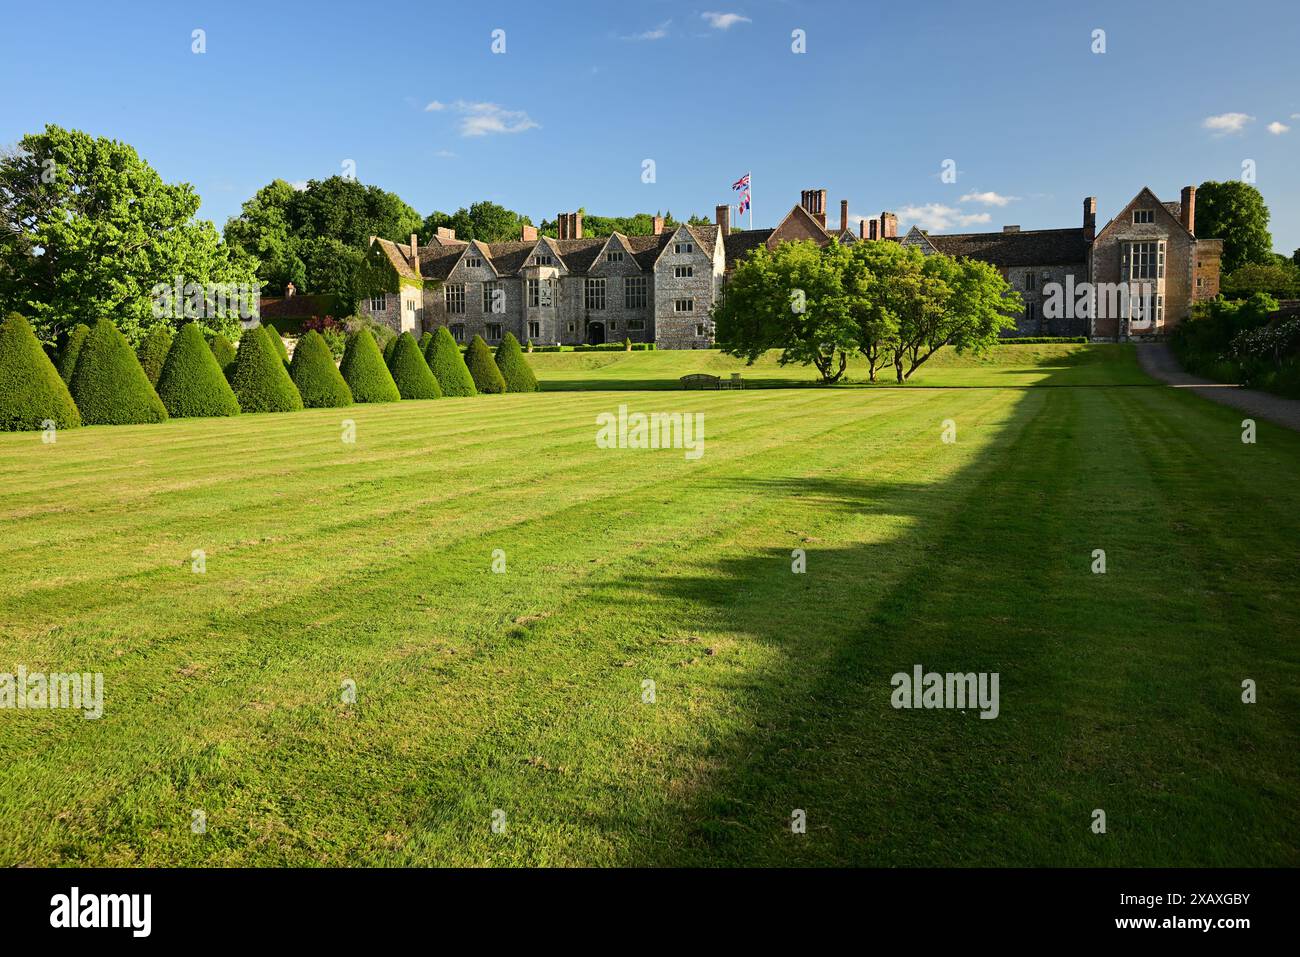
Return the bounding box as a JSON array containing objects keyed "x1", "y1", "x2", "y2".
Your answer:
[
  {"x1": 521, "y1": 224, "x2": 538, "y2": 242},
  {"x1": 817, "y1": 190, "x2": 828, "y2": 227},
  {"x1": 715, "y1": 204, "x2": 731, "y2": 237},
  {"x1": 410, "y1": 233, "x2": 419, "y2": 269},
  {"x1": 859, "y1": 218, "x2": 867, "y2": 240},
  {"x1": 1180, "y1": 186, "x2": 1196, "y2": 235},
  {"x1": 652, "y1": 215, "x2": 665, "y2": 235},
  {"x1": 573, "y1": 211, "x2": 583, "y2": 239},
  {"x1": 869, "y1": 219, "x2": 878, "y2": 241},
  {"x1": 840, "y1": 199, "x2": 849, "y2": 235},
  {"x1": 882, "y1": 212, "x2": 898, "y2": 239},
  {"x1": 1083, "y1": 197, "x2": 1097, "y2": 242}
]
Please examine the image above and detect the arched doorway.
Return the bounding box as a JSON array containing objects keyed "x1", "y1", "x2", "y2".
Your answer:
[{"x1": 587, "y1": 321, "x2": 606, "y2": 345}]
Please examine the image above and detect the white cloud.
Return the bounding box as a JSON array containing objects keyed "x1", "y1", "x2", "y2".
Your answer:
[
  {"x1": 897, "y1": 203, "x2": 991, "y2": 232},
  {"x1": 625, "y1": 20, "x2": 671, "y2": 40},
  {"x1": 1267, "y1": 121, "x2": 1290, "y2": 135},
  {"x1": 1202, "y1": 112, "x2": 1254, "y2": 135},
  {"x1": 426, "y1": 100, "x2": 540, "y2": 137},
  {"x1": 959, "y1": 190, "x2": 1018, "y2": 207},
  {"x1": 702, "y1": 12, "x2": 751, "y2": 29},
  {"x1": 1291, "y1": 113, "x2": 1300, "y2": 119}
]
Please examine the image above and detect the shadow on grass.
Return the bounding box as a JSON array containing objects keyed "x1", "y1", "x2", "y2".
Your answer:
[{"x1": 573, "y1": 361, "x2": 1287, "y2": 866}]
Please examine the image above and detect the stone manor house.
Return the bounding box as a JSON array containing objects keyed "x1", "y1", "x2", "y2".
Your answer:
[{"x1": 361, "y1": 185, "x2": 1222, "y2": 347}]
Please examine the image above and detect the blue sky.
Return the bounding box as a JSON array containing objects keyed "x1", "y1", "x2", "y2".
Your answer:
[{"x1": 2, "y1": 0, "x2": 1298, "y2": 251}]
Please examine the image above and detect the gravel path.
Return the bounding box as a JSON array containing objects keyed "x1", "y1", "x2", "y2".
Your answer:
[{"x1": 1136, "y1": 343, "x2": 1300, "y2": 432}]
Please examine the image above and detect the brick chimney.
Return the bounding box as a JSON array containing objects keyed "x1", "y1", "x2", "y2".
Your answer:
[
  {"x1": 816, "y1": 190, "x2": 828, "y2": 228},
  {"x1": 652, "y1": 215, "x2": 665, "y2": 235},
  {"x1": 859, "y1": 218, "x2": 867, "y2": 240},
  {"x1": 436, "y1": 226, "x2": 457, "y2": 242},
  {"x1": 715, "y1": 203, "x2": 731, "y2": 237},
  {"x1": 409, "y1": 233, "x2": 419, "y2": 269},
  {"x1": 868, "y1": 219, "x2": 878, "y2": 241},
  {"x1": 840, "y1": 199, "x2": 849, "y2": 235},
  {"x1": 1083, "y1": 196, "x2": 1097, "y2": 242},
  {"x1": 801, "y1": 189, "x2": 827, "y2": 226},
  {"x1": 521, "y1": 224, "x2": 538, "y2": 242},
  {"x1": 881, "y1": 212, "x2": 897, "y2": 239},
  {"x1": 1180, "y1": 185, "x2": 1196, "y2": 235}
]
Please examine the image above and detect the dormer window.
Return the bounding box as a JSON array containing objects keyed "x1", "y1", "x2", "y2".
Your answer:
[
  {"x1": 533, "y1": 254, "x2": 554, "y2": 266},
  {"x1": 674, "y1": 242, "x2": 694, "y2": 254},
  {"x1": 465, "y1": 255, "x2": 484, "y2": 268},
  {"x1": 606, "y1": 250, "x2": 625, "y2": 263},
  {"x1": 1133, "y1": 209, "x2": 1155, "y2": 224}
]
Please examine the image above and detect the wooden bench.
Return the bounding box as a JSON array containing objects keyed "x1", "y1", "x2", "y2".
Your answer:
[{"x1": 680, "y1": 373, "x2": 721, "y2": 390}]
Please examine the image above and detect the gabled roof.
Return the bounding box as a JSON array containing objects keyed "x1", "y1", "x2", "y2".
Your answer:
[
  {"x1": 552, "y1": 237, "x2": 605, "y2": 274},
  {"x1": 373, "y1": 238, "x2": 422, "y2": 282},
  {"x1": 723, "y1": 228, "x2": 775, "y2": 268},
  {"x1": 1094, "y1": 186, "x2": 1195, "y2": 243},
  {"x1": 923, "y1": 227, "x2": 1089, "y2": 267},
  {"x1": 767, "y1": 203, "x2": 830, "y2": 248},
  {"x1": 900, "y1": 225, "x2": 941, "y2": 255},
  {"x1": 483, "y1": 240, "x2": 536, "y2": 275}
]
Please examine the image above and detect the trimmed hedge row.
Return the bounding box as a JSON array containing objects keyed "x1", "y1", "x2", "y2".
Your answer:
[
  {"x1": 55, "y1": 323, "x2": 91, "y2": 382},
  {"x1": 495, "y1": 333, "x2": 539, "y2": 392},
  {"x1": 136, "y1": 325, "x2": 173, "y2": 385},
  {"x1": 156, "y1": 323, "x2": 241, "y2": 418},
  {"x1": 425, "y1": 326, "x2": 477, "y2": 396},
  {"x1": 2, "y1": 319, "x2": 541, "y2": 432},
  {"x1": 0, "y1": 313, "x2": 82, "y2": 431},
  {"x1": 388, "y1": 332, "x2": 442, "y2": 399},
  {"x1": 340, "y1": 329, "x2": 401, "y2": 403},
  {"x1": 465, "y1": 335, "x2": 506, "y2": 394},
  {"x1": 70, "y1": 319, "x2": 168, "y2": 425},
  {"x1": 229, "y1": 325, "x2": 303, "y2": 413},
  {"x1": 290, "y1": 330, "x2": 354, "y2": 408}
]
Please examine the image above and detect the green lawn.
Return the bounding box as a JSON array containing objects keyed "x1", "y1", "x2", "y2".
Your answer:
[
  {"x1": 0, "y1": 344, "x2": 1296, "y2": 866},
  {"x1": 530, "y1": 342, "x2": 1153, "y2": 389}
]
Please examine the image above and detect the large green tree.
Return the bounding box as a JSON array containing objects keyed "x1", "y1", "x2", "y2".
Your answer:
[
  {"x1": 224, "y1": 176, "x2": 421, "y2": 301},
  {"x1": 888, "y1": 252, "x2": 1020, "y2": 383},
  {"x1": 421, "y1": 201, "x2": 532, "y2": 244},
  {"x1": 1195, "y1": 181, "x2": 1273, "y2": 273},
  {"x1": 713, "y1": 240, "x2": 863, "y2": 383},
  {"x1": 0, "y1": 125, "x2": 255, "y2": 345}
]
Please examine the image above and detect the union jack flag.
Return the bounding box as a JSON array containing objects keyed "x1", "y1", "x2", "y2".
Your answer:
[{"x1": 731, "y1": 173, "x2": 750, "y2": 191}]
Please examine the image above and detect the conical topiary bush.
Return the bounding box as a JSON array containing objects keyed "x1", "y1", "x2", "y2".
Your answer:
[
  {"x1": 228, "y1": 325, "x2": 304, "y2": 413},
  {"x1": 69, "y1": 319, "x2": 168, "y2": 425},
  {"x1": 55, "y1": 323, "x2": 91, "y2": 383},
  {"x1": 425, "y1": 326, "x2": 477, "y2": 397},
  {"x1": 0, "y1": 313, "x2": 82, "y2": 431},
  {"x1": 155, "y1": 323, "x2": 241, "y2": 418},
  {"x1": 339, "y1": 329, "x2": 401, "y2": 403},
  {"x1": 289, "y1": 330, "x2": 353, "y2": 408},
  {"x1": 418, "y1": 331, "x2": 432, "y2": 355},
  {"x1": 387, "y1": 332, "x2": 442, "y2": 400},
  {"x1": 136, "y1": 325, "x2": 173, "y2": 386},
  {"x1": 209, "y1": 332, "x2": 237, "y2": 377},
  {"x1": 464, "y1": 335, "x2": 506, "y2": 394},
  {"x1": 494, "y1": 332, "x2": 540, "y2": 393},
  {"x1": 263, "y1": 322, "x2": 290, "y2": 364}
]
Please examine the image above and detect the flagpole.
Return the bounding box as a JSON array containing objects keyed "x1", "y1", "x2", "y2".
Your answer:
[{"x1": 749, "y1": 170, "x2": 753, "y2": 230}]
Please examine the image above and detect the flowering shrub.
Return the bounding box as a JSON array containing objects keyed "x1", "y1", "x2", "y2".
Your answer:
[{"x1": 303, "y1": 316, "x2": 347, "y2": 359}]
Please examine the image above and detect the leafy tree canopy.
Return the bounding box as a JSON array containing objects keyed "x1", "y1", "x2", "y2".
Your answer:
[
  {"x1": 224, "y1": 176, "x2": 421, "y2": 302},
  {"x1": 1195, "y1": 181, "x2": 1274, "y2": 272},
  {"x1": 0, "y1": 124, "x2": 255, "y2": 345},
  {"x1": 422, "y1": 200, "x2": 532, "y2": 244}
]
